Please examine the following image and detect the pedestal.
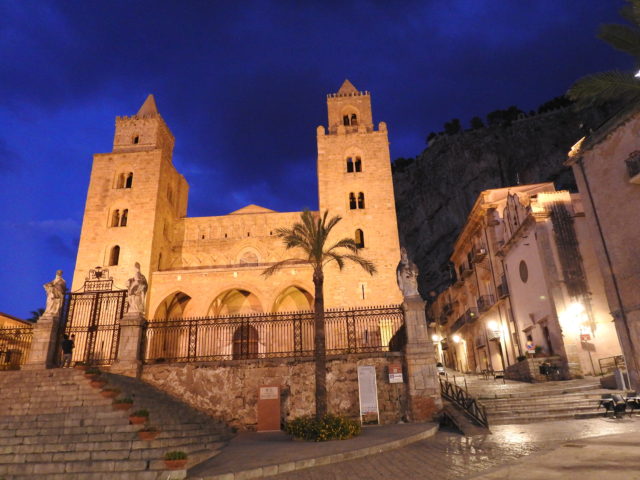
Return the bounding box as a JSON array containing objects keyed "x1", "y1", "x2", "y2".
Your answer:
[
  {"x1": 110, "y1": 312, "x2": 145, "y2": 377},
  {"x1": 23, "y1": 313, "x2": 60, "y2": 370},
  {"x1": 402, "y1": 296, "x2": 442, "y2": 421}
]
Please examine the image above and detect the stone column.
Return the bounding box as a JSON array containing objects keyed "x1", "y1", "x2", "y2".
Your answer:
[
  {"x1": 402, "y1": 295, "x2": 442, "y2": 421},
  {"x1": 110, "y1": 312, "x2": 145, "y2": 377},
  {"x1": 23, "y1": 313, "x2": 60, "y2": 370}
]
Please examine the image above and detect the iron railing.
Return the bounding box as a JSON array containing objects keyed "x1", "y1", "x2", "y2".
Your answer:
[
  {"x1": 0, "y1": 326, "x2": 33, "y2": 370},
  {"x1": 598, "y1": 355, "x2": 626, "y2": 375},
  {"x1": 497, "y1": 278, "x2": 509, "y2": 298},
  {"x1": 143, "y1": 305, "x2": 404, "y2": 363},
  {"x1": 439, "y1": 376, "x2": 489, "y2": 427},
  {"x1": 477, "y1": 294, "x2": 495, "y2": 312}
]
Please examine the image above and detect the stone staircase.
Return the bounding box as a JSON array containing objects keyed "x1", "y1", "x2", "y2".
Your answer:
[
  {"x1": 0, "y1": 368, "x2": 232, "y2": 479},
  {"x1": 447, "y1": 374, "x2": 626, "y2": 425}
]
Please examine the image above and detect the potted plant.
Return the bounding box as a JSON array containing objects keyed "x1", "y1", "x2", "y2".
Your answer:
[
  {"x1": 100, "y1": 387, "x2": 121, "y2": 399},
  {"x1": 129, "y1": 408, "x2": 149, "y2": 425},
  {"x1": 163, "y1": 451, "x2": 187, "y2": 470},
  {"x1": 112, "y1": 397, "x2": 134, "y2": 411},
  {"x1": 137, "y1": 426, "x2": 160, "y2": 441}
]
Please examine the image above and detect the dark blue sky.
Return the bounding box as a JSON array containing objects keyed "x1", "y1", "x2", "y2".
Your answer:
[{"x1": 0, "y1": 1, "x2": 629, "y2": 319}]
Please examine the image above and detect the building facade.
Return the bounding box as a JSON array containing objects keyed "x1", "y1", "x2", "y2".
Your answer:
[
  {"x1": 72, "y1": 80, "x2": 403, "y2": 320},
  {"x1": 430, "y1": 183, "x2": 621, "y2": 378}
]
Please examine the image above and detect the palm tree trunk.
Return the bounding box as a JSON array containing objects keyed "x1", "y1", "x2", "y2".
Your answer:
[{"x1": 313, "y1": 268, "x2": 327, "y2": 419}]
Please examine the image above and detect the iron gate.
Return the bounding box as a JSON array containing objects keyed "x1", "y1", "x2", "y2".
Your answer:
[{"x1": 60, "y1": 268, "x2": 127, "y2": 365}]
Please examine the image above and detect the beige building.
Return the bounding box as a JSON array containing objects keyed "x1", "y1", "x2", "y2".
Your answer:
[
  {"x1": 430, "y1": 183, "x2": 621, "y2": 378},
  {"x1": 72, "y1": 80, "x2": 403, "y2": 321},
  {"x1": 567, "y1": 106, "x2": 640, "y2": 388}
]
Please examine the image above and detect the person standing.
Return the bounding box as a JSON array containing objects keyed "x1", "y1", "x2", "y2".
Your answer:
[{"x1": 61, "y1": 334, "x2": 74, "y2": 368}]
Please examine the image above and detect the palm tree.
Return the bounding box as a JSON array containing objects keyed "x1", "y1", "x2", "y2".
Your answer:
[
  {"x1": 568, "y1": 0, "x2": 640, "y2": 103},
  {"x1": 262, "y1": 210, "x2": 376, "y2": 419},
  {"x1": 27, "y1": 308, "x2": 45, "y2": 323}
]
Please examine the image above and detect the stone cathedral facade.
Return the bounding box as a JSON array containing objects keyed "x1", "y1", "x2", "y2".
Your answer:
[{"x1": 72, "y1": 80, "x2": 403, "y2": 319}]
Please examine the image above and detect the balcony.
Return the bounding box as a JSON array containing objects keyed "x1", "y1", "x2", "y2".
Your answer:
[
  {"x1": 472, "y1": 247, "x2": 488, "y2": 263},
  {"x1": 462, "y1": 307, "x2": 479, "y2": 324},
  {"x1": 475, "y1": 336, "x2": 485, "y2": 348},
  {"x1": 443, "y1": 302, "x2": 454, "y2": 316},
  {"x1": 477, "y1": 294, "x2": 496, "y2": 313},
  {"x1": 459, "y1": 263, "x2": 473, "y2": 278},
  {"x1": 497, "y1": 277, "x2": 509, "y2": 298},
  {"x1": 626, "y1": 152, "x2": 640, "y2": 184},
  {"x1": 450, "y1": 316, "x2": 466, "y2": 334},
  {"x1": 439, "y1": 312, "x2": 449, "y2": 326}
]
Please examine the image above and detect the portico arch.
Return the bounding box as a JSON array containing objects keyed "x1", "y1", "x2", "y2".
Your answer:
[
  {"x1": 153, "y1": 291, "x2": 192, "y2": 319},
  {"x1": 208, "y1": 289, "x2": 263, "y2": 316},
  {"x1": 272, "y1": 285, "x2": 313, "y2": 312}
]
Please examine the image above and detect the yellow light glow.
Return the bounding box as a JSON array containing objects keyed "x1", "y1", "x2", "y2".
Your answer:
[
  {"x1": 566, "y1": 302, "x2": 585, "y2": 316},
  {"x1": 488, "y1": 320, "x2": 499, "y2": 331},
  {"x1": 432, "y1": 334, "x2": 441, "y2": 342},
  {"x1": 452, "y1": 334, "x2": 461, "y2": 343}
]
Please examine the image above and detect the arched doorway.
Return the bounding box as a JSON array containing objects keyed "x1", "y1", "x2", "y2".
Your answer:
[
  {"x1": 148, "y1": 292, "x2": 192, "y2": 361},
  {"x1": 232, "y1": 324, "x2": 259, "y2": 359}
]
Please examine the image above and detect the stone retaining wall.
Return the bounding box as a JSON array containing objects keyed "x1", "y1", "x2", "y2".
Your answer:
[
  {"x1": 505, "y1": 355, "x2": 565, "y2": 382},
  {"x1": 141, "y1": 352, "x2": 407, "y2": 430}
]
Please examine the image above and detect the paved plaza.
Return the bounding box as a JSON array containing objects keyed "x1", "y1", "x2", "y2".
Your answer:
[{"x1": 190, "y1": 417, "x2": 640, "y2": 480}]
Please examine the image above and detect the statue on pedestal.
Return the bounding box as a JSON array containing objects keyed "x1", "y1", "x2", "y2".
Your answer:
[
  {"x1": 396, "y1": 247, "x2": 420, "y2": 298},
  {"x1": 43, "y1": 270, "x2": 66, "y2": 316},
  {"x1": 127, "y1": 262, "x2": 148, "y2": 314}
]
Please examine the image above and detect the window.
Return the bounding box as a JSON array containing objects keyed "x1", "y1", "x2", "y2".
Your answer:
[
  {"x1": 355, "y1": 229, "x2": 364, "y2": 248},
  {"x1": 346, "y1": 157, "x2": 354, "y2": 173},
  {"x1": 354, "y1": 157, "x2": 362, "y2": 172},
  {"x1": 120, "y1": 209, "x2": 128, "y2": 227},
  {"x1": 111, "y1": 209, "x2": 120, "y2": 227},
  {"x1": 357, "y1": 192, "x2": 365, "y2": 209},
  {"x1": 351, "y1": 113, "x2": 358, "y2": 126},
  {"x1": 349, "y1": 193, "x2": 357, "y2": 210},
  {"x1": 519, "y1": 260, "x2": 529, "y2": 283},
  {"x1": 343, "y1": 115, "x2": 350, "y2": 126},
  {"x1": 125, "y1": 172, "x2": 133, "y2": 188},
  {"x1": 116, "y1": 173, "x2": 125, "y2": 189},
  {"x1": 133, "y1": 136, "x2": 139, "y2": 144},
  {"x1": 109, "y1": 246, "x2": 120, "y2": 266}
]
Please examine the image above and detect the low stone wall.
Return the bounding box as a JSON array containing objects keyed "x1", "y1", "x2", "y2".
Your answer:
[
  {"x1": 505, "y1": 356, "x2": 564, "y2": 382},
  {"x1": 141, "y1": 352, "x2": 407, "y2": 430}
]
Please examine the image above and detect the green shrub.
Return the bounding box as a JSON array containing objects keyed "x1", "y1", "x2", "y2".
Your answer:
[
  {"x1": 113, "y1": 396, "x2": 133, "y2": 404},
  {"x1": 164, "y1": 451, "x2": 187, "y2": 460},
  {"x1": 131, "y1": 409, "x2": 149, "y2": 417},
  {"x1": 285, "y1": 414, "x2": 361, "y2": 442},
  {"x1": 85, "y1": 367, "x2": 101, "y2": 375}
]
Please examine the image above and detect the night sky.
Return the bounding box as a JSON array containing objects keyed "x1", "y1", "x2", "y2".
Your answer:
[{"x1": 0, "y1": 1, "x2": 630, "y2": 319}]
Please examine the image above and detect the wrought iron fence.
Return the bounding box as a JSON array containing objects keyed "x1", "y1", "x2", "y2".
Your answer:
[
  {"x1": 0, "y1": 326, "x2": 33, "y2": 370},
  {"x1": 143, "y1": 305, "x2": 404, "y2": 363},
  {"x1": 439, "y1": 376, "x2": 488, "y2": 427},
  {"x1": 477, "y1": 294, "x2": 495, "y2": 312},
  {"x1": 598, "y1": 354, "x2": 626, "y2": 375}
]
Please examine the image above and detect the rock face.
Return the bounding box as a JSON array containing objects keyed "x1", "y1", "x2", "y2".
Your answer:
[{"x1": 393, "y1": 103, "x2": 617, "y2": 297}]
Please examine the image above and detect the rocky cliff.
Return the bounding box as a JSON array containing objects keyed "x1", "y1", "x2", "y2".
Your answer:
[{"x1": 393, "y1": 102, "x2": 617, "y2": 298}]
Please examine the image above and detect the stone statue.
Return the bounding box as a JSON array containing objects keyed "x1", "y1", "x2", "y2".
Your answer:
[
  {"x1": 43, "y1": 270, "x2": 66, "y2": 316},
  {"x1": 396, "y1": 247, "x2": 420, "y2": 298},
  {"x1": 127, "y1": 262, "x2": 148, "y2": 314}
]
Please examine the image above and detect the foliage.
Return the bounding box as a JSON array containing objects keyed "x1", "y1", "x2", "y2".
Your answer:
[
  {"x1": 537, "y1": 95, "x2": 572, "y2": 114},
  {"x1": 486, "y1": 106, "x2": 524, "y2": 127},
  {"x1": 568, "y1": 0, "x2": 640, "y2": 104},
  {"x1": 262, "y1": 210, "x2": 376, "y2": 419},
  {"x1": 164, "y1": 451, "x2": 187, "y2": 460},
  {"x1": 85, "y1": 367, "x2": 101, "y2": 375},
  {"x1": 101, "y1": 387, "x2": 121, "y2": 393},
  {"x1": 27, "y1": 308, "x2": 44, "y2": 322},
  {"x1": 392, "y1": 157, "x2": 415, "y2": 173},
  {"x1": 131, "y1": 409, "x2": 149, "y2": 417},
  {"x1": 470, "y1": 116, "x2": 484, "y2": 130},
  {"x1": 444, "y1": 118, "x2": 461, "y2": 135},
  {"x1": 113, "y1": 396, "x2": 133, "y2": 404},
  {"x1": 285, "y1": 414, "x2": 362, "y2": 442}
]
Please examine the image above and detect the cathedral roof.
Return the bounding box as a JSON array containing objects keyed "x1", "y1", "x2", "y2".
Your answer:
[
  {"x1": 337, "y1": 79, "x2": 358, "y2": 95},
  {"x1": 137, "y1": 94, "x2": 159, "y2": 116},
  {"x1": 229, "y1": 204, "x2": 277, "y2": 215}
]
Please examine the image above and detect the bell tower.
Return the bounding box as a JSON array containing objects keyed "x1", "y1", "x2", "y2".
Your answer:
[
  {"x1": 316, "y1": 80, "x2": 402, "y2": 306},
  {"x1": 72, "y1": 95, "x2": 188, "y2": 302}
]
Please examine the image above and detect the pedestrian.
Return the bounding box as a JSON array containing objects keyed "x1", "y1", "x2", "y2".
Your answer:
[{"x1": 61, "y1": 334, "x2": 74, "y2": 368}]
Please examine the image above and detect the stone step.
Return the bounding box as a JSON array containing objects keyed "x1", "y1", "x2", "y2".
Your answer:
[
  {"x1": 0, "y1": 458, "x2": 150, "y2": 476},
  {"x1": 2, "y1": 471, "x2": 159, "y2": 480},
  {"x1": 487, "y1": 404, "x2": 603, "y2": 417}
]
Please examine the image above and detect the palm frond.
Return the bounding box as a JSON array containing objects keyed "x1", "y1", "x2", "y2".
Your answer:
[
  {"x1": 324, "y1": 252, "x2": 345, "y2": 270},
  {"x1": 619, "y1": 0, "x2": 640, "y2": 28},
  {"x1": 327, "y1": 237, "x2": 359, "y2": 253},
  {"x1": 598, "y1": 23, "x2": 640, "y2": 58},
  {"x1": 568, "y1": 70, "x2": 640, "y2": 102},
  {"x1": 340, "y1": 254, "x2": 377, "y2": 275},
  {"x1": 261, "y1": 258, "x2": 307, "y2": 277}
]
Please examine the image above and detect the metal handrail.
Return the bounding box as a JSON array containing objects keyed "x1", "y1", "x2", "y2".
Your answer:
[{"x1": 439, "y1": 376, "x2": 489, "y2": 427}]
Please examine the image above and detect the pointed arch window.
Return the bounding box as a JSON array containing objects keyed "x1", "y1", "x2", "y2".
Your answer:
[
  {"x1": 111, "y1": 209, "x2": 120, "y2": 227},
  {"x1": 120, "y1": 209, "x2": 128, "y2": 227},
  {"x1": 346, "y1": 157, "x2": 354, "y2": 173},
  {"x1": 355, "y1": 157, "x2": 362, "y2": 172},
  {"x1": 351, "y1": 113, "x2": 358, "y2": 126},
  {"x1": 355, "y1": 229, "x2": 365, "y2": 248},
  {"x1": 133, "y1": 135, "x2": 139, "y2": 144},
  {"x1": 357, "y1": 192, "x2": 365, "y2": 209},
  {"x1": 116, "y1": 173, "x2": 125, "y2": 189},
  {"x1": 125, "y1": 172, "x2": 133, "y2": 188},
  {"x1": 349, "y1": 193, "x2": 357, "y2": 210},
  {"x1": 343, "y1": 115, "x2": 350, "y2": 126},
  {"x1": 109, "y1": 245, "x2": 120, "y2": 266}
]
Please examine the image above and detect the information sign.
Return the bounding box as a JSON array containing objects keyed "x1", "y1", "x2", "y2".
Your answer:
[
  {"x1": 357, "y1": 365, "x2": 380, "y2": 424},
  {"x1": 388, "y1": 363, "x2": 403, "y2": 383}
]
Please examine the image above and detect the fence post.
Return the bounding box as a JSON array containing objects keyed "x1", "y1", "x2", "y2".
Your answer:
[
  {"x1": 111, "y1": 311, "x2": 145, "y2": 378},
  {"x1": 23, "y1": 313, "x2": 61, "y2": 370}
]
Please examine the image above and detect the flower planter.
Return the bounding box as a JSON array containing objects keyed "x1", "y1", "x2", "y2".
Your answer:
[
  {"x1": 137, "y1": 430, "x2": 160, "y2": 441},
  {"x1": 129, "y1": 415, "x2": 148, "y2": 425},
  {"x1": 100, "y1": 390, "x2": 119, "y2": 399},
  {"x1": 164, "y1": 459, "x2": 187, "y2": 470},
  {"x1": 90, "y1": 380, "x2": 107, "y2": 389},
  {"x1": 84, "y1": 373, "x2": 98, "y2": 380},
  {"x1": 113, "y1": 402, "x2": 133, "y2": 411}
]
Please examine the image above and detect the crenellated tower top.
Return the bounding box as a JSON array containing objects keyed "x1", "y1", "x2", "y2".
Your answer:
[{"x1": 325, "y1": 79, "x2": 375, "y2": 134}]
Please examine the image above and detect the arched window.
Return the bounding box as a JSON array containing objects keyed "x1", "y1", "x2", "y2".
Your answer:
[
  {"x1": 232, "y1": 325, "x2": 259, "y2": 360},
  {"x1": 116, "y1": 173, "x2": 125, "y2": 189},
  {"x1": 349, "y1": 193, "x2": 357, "y2": 210},
  {"x1": 120, "y1": 209, "x2": 128, "y2": 227},
  {"x1": 111, "y1": 209, "x2": 120, "y2": 227},
  {"x1": 357, "y1": 192, "x2": 365, "y2": 209},
  {"x1": 109, "y1": 246, "x2": 120, "y2": 266},
  {"x1": 355, "y1": 157, "x2": 362, "y2": 172},
  {"x1": 351, "y1": 113, "x2": 358, "y2": 126},
  {"x1": 125, "y1": 172, "x2": 133, "y2": 188},
  {"x1": 133, "y1": 136, "x2": 139, "y2": 144},
  {"x1": 346, "y1": 157, "x2": 354, "y2": 173},
  {"x1": 343, "y1": 115, "x2": 350, "y2": 126},
  {"x1": 355, "y1": 229, "x2": 364, "y2": 248}
]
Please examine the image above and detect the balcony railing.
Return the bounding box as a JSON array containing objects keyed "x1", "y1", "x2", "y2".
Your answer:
[
  {"x1": 626, "y1": 153, "x2": 640, "y2": 184},
  {"x1": 497, "y1": 278, "x2": 509, "y2": 298},
  {"x1": 472, "y1": 247, "x2": 488, "y2": 263},
  {"x1": 450, "y1": 315, "x2": 466, "y2": 334},
  {"x1": 459, "y1": 263, "x2": 473, "y2": 278},
  {"x1": 477, "y1": 294, "x2": 496, "y2": 313},
  {"x1": 462, "y1": 307, "x2": 479, "y2": 324},
  {"x1": 0, "y1": 326, "x2": 33, "y2": 370}
]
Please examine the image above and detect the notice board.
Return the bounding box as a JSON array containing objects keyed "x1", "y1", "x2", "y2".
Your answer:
[{"x1": 357, "y1": 365, "x2": 380, "y2": 424}]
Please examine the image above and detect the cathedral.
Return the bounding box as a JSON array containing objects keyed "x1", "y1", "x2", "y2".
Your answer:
[{"x1": 71, "y1": 80, "x2": 404, "y2": 320}]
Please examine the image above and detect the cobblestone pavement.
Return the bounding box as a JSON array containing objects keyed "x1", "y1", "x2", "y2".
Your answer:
[{"x1": 272, "y1": 417, "x2": 640, "y2": 480}]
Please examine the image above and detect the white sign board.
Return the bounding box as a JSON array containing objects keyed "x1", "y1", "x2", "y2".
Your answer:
[
  {"x1": 357, "y1": 365, "x2": 380, "y2": 424},
  {"x1": 259, "y1": 386, "x2": 279, "y2": 400}
]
